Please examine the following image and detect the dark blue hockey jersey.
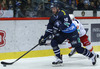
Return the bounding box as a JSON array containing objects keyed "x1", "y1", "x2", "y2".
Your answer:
[{"x1": 44, "y1": 10, "x2": 77, "y2": 38}]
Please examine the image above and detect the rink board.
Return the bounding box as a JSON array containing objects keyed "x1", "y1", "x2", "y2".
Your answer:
[
  {"x1": 0, "y1": 46, "x2": 100, "y2": 60},
  {"x1": 0, "y1": 17, "x2": 100, "y2": 60}
]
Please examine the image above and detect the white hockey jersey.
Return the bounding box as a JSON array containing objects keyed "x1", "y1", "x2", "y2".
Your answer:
[{"x1": 73, "y1": 19, "x2": 86, "y2": 37}]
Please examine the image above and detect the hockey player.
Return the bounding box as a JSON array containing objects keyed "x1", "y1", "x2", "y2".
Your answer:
[
  {"x1": 39, "y1": 3, "x2": 97, "y2": 65},
  {"x1": 67, "y1": 14, "x2": 99, "y2": 58}
]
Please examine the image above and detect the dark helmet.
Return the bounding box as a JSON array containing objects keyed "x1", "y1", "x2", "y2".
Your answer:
[{"x1": 50, "y1": 3, "x2": 61, "y2": 9}]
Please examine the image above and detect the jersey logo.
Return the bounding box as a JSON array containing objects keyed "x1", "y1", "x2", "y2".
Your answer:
[
  {"x1": 64, "y1": 22, "x2": 70, "y2": 27},
  {"x1": 62, "y1": 23, "x2": 77, "y2": 33},
  {"x1": 0, "y1": 30, "x2": 6, "y2": 47},
  {"x1": 64, "y1": 18, "x2": 68, "y2": 21}
]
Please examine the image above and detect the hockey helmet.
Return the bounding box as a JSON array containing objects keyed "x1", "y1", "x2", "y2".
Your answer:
[{"x1": 50, "y1": 3, "x2": 61, "y2": 9}]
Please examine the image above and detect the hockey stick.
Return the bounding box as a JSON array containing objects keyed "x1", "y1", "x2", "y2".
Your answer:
[
  {"x1": 1, "y1": 36, "x2": 49, "y2": 67},
  {"x1": 1, "y1": 44, "x2": 39, "y2": 67}
]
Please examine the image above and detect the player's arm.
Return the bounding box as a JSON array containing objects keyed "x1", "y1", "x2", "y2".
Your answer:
[
  {"x1": 73, "y1": 21, "x2": 80, "y2": 33},
  {"x1": 58, "y1": 11, "x2": 77, "y2": 33},
  {"x1": 43, "y1": 17, "x2": 54, "y2": 38},
  {"x1": 39, "y1": 17, "x2": 54, "y2": 45}
]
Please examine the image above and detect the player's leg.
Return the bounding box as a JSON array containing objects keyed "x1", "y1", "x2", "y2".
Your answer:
[
  {"x1": 69, "y1": 30, "x2": 97, "y2": 65},
  {"x1": 68, "y1": 48, "x2": 76, "y2": 57},
  {"x1": 80, "y1": 34, "x2": 99, "y2": 58},
  {"x1": 66, "y1": 42, "x2": 76, "y2": 57},
  {"x1": 67, "y1": 34, "x2": 99, "y2": 58},
  {"x1": 51, "y1": 38, "x2": 62, "y2": 65},
  {"x1": 51, "y1": 35, "x2": 66, "y2": 65}
]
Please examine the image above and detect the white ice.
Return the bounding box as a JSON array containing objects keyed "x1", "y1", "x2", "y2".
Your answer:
[{"x1": 0, "y1": 52, "x2": 100, "y2": 69}]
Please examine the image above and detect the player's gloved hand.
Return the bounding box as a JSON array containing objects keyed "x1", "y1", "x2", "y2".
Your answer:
[{"x1": 39, "y1": 36, "x2": 46, "y2": 45}]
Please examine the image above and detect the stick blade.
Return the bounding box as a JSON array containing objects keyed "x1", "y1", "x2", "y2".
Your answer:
[{"x1": 1, "y1": 61, "x2": 13, "y2": 65}]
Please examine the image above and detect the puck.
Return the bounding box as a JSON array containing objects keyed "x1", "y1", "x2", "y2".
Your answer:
[{"x1": 3, "y1": 64, "x2": 6, "y2": 67}]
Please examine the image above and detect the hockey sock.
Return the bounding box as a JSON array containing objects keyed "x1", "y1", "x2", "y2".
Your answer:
[
  {"x1": 83, "y1": 48, "x2": 93, "y2": 58},
  {"x1": 75, "y1": 47, "x2": 93, "y2": 58},
  {"x1": 85, "y1": 44, "x2": 95, "y2": 54},
  {"x1": 51, "y1": 39, "x2": 61, "y2": 59},
  {"x1": 53, "y1": 46, "x2": 61, "y2": 59}
]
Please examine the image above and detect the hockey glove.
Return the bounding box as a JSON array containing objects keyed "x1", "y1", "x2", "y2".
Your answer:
[{"x1": 39, "y1": 36, "x2": 46, "y2": 45}]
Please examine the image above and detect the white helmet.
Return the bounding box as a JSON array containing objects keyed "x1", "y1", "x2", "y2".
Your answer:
[{"x1": 69, "y1": 14, "x2": 75, "y2": 20}]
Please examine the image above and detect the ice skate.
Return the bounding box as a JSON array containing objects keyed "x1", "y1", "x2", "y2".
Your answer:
[
  {"x1": 97, "y1": 54, "x2": 99, "y2": 58},
  {"x1": 68, "y1": 48, "x2": 76, "y2": 57},
  {"x1": 90, "y1": 55, "x2": 97, "y2": 65},
  {"x1": 52, "y1": 55, "x2": 63, "y2": 66}
]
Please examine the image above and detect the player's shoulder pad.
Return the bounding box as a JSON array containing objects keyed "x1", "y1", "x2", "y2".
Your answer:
[{"x1": 60, "y1": 10, "x2": 69, "y2": 16}]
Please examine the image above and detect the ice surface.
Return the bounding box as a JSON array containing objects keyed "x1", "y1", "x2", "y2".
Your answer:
[{"x1": 0, "y1": 52, "x2": 100, "y2": 69}]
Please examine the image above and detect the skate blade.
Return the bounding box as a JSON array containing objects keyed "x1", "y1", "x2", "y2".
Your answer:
[{"x1": 52, "y1": 63, "x2": 63, "y2": 67}]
